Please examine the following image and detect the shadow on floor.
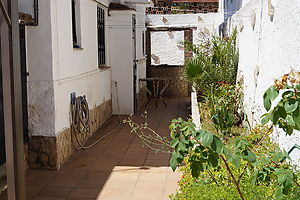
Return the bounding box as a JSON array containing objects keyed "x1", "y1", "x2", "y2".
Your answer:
[{"x1": 1, "y1": 97, "x2": 190, "y2": 200}]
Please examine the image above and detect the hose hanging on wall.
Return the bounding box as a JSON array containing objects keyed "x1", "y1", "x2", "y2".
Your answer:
[
  {"x1": 70, "y1": 82, "x2": 122, "y2": 150},
  {"x1": 70, "y1": 95, "x2": 90, "y2": 149}
]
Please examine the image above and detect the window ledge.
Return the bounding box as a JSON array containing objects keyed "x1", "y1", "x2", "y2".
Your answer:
[
  {"x1": 73, "y1": 44, "x2": 84, "y2": 50},
  {"x1": 99, "y1": 65, "x2": 111, "y2": 71}
]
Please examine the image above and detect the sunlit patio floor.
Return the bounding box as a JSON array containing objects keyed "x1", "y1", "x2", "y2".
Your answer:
[{"x1": 23, "y1": 97, "x2": 189, "y2": 200}]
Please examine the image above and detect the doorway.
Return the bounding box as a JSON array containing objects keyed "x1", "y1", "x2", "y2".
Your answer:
[
  {"x1": 132, "y1": 14, "x2": 137, "y2": 113},
  {"x1": 19, "y1": 25, "x2": 29, "y2": 143}
]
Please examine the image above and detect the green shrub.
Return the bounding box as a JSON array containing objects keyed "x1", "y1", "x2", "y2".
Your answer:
[
  {"x1": 184, "y1": 30, "x2": 239, "y2": 96},
  {"x1": 206, "y1": 84, "x2": 243, "y2": 137},
  {"x1": 169, "y1": 122, "x2": 300, "y2": 200},
  {"x1": 261, "y1": 72, "x2": 300, "y2": 135}
]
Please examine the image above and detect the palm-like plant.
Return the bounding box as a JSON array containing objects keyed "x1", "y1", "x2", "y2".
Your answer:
[{"x1": 184, "y1": 30, "x2": 239, "y2": 96}]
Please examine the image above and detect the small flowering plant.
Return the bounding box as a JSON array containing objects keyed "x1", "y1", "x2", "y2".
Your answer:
[{"x1": 261, "y1": 71, "x2": 300, "y2": 135}]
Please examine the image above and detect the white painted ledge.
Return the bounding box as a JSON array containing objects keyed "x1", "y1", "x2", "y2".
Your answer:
[{"x1": 191, "y1": 87, "x2": 201, "y2": 130}]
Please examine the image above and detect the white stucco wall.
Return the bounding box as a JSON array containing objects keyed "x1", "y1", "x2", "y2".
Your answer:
[
  {"x1": 151, "y1": 31, "x2": 185, "y2": 65},
  {"x1": 109, "y1": 5, "x2": 147, "y2": 115},
  {"x1": 109, "y1": 11, "x2": 135, "y2": 115},
  {"x1": 52, "y1": 0, "x2": 111, "y2": 134},
  {"x1": 26, "y1": 0, "x2": 55, "y2": 136},
  {"x1": 26, "y1": 0, "x2": 112, "y2": 136},
  {"x1": 147, "y1": 13, "x2": 223, "y2": 65},
  {"x1": 224, "y1": 0, "x2": 300, "y2": 165},
  {"x1": 134, "y1": 5, "x2": 147, "y2": 96}
]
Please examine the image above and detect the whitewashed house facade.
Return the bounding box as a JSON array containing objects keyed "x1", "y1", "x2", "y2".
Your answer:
[{"x1": 18, "y1": 0, "x2": 149, "y2": 169}]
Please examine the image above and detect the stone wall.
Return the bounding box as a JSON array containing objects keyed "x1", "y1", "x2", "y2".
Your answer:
[
  {"x1": 148, "y1": 65, "x2": 190, "y2": 97},
  {"x1": 28, "y1": 100, "x2": 112, "y2": 169}
]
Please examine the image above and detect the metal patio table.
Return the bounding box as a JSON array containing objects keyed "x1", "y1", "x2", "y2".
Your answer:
[{"x1": 139, "y1": 77, "x2": 171, "y2": 108}]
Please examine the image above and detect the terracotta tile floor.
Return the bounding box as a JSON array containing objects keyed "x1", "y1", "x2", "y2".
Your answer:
[{"x1": 2, "y1": 97, "x2": 190, "y2": 200}]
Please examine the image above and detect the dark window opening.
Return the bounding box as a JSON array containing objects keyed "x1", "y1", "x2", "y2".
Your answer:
[
  {"x1": 71, "y1": 0, "x2": 78, "y2": 47},
  {"x1": 142, "y1": 31, "x2": 145, "y2": 56},
  {"x1": 97, "y1": 7, "x2": 105, "y2": 66}
]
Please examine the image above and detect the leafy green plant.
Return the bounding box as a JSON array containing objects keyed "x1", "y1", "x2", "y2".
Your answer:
[
  {"x1": 206, "y1": 84, "x2": 243, "y2": 136},
  {"x1": 262, "y1": 71, "x2": 300, "y2": 135},
  {"x1": 169, "y1": 119, "x2": 300, "y2": 200},
  {"x1": 184, "y1": 30, "x2": 239, "y2": 96},
  {"x1": 170, "y1": 162, "x2": 278, "y2": 200}
]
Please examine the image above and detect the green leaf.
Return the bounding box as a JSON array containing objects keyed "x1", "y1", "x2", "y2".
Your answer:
[
  {"x1": 170, "y1": 139, "x2": 179, "y2": 148},
  {"x1": 195, "y1": 130, "x2": 205, "y2": 140},
  {"x1": 208, "y1": 153, "x2": 219, "y2": 167},
  {"x1": 277, "y1": 174, "x2": 286, "y2": 184},
  {"x1": 284, "y1": 99, "x2": 299, "y2": 113},
  {"x1": 202, "y1": 131, "x2": 214, "y2": 147},
  {"x1": 230, "y1": 155, "x2": 241, "y2": 168},
  {"x1": 170, "y1": 151, "x2": 178, "y2": 171},
  {"x1": 292, "y1": 108, "x2": 300, "y2": 130},
  {"x1": 284, "y1": 125, "x2": 294, "y2": 135},
  {"x1": 274, "y1": 187, "x2": 284, "y2": 200},
  {"x1": 273, "y1": 152, "x2": 285, "y2": 162},
  {"x1": 282, "y1": 91, "x2": 293, "y2": 98},
  {"x1": 286, "y1": 115, "x2": 295, "y2": 126},
  {"x1": 268, "y1": 86, "x2": 279, "y2": 100},
  {"x1": 180, "y1": 124, "x2": 188, "y2": 131},
  {"x1": 263, "y1": 96, "x2": 272, "y2": 111},
  {"x1": 211, "y1": 136, "x2": 224, "y2": 154},
  {"x1": 296, "y1": 84, "x2": 300, "y2": 90},
  {"x1": 181, "y1": 137, "x2": 189, "y2": 144},
  {"x1": 177, "y1": 141, "x2": 186, "y2": 152},
  {"x1": 191, "y1": 162, "x2": 203, "y2": 178},
  {"x1": 261, "y1": 113, "x2": 270, "y2": 124},
  {"x1": 223, "y1": 148, "x2": 232, "y2": 160},
  {"x1": 263, "y1": 86, "x2": 279, "y2": 111},
  {"x1": 243, "y1": 150, "x2": 256, "y2": 163},
  {"x1": 271, "y1": 105, "x2": 286, "y2": 124}
]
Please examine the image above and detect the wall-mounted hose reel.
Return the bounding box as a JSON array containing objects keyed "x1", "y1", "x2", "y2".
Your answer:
[
  {"x1": 70, "y1": 95, "x2": 91, "y2": 149},
  {"x1": 69, "y1": 82, "x2": 122, "y2": 150}
]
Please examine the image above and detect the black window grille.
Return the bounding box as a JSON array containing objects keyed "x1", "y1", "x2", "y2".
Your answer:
[
  {"x1": 97, "y1": 7, "x2": 105, "y2": 66},
  {"x1": 142, "y1": 31, "x2": 145, "y2": 56},
  {"x1": 71, "y1": 0, "x2": 77, "y2": 46}
]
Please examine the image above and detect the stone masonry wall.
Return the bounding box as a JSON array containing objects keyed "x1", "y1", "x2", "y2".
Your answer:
[
  {"x1": 148, "y1": 66, "x2": 190, "y2": 97},
  {"x1": 28, "y1": 100, "x2": 112, "y2": 169}
]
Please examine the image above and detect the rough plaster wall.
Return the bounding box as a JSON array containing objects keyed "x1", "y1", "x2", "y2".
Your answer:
[
  {"x1": 151, "y1": 31, "x2": 185, "y2": 65},
  {"x1": 148, "y1": 13, "x2": 223, "y2": 65},
  {"x1": 27, "y1": 82, "x2": 55, "y2": 136},
  {"x1": 226, "y1": 0, "x2": 300, "y2": 165},
  {"x1": 26, "y1": 0, "x2": 55, "y2": 137}
]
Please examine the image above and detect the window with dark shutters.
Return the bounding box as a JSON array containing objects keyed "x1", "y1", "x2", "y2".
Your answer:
[{"x1": 97, "y1": 7, "x2": 105, "y2": 66}]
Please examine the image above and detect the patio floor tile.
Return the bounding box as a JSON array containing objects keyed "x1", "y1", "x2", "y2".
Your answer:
[{"x1": 21, "y1": 97, "x2": 189, "y2": 199}]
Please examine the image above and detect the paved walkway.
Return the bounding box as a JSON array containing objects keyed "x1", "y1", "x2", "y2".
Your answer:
[{"x1": 7, "y1": 97, "x2": 189, "y2": 200}]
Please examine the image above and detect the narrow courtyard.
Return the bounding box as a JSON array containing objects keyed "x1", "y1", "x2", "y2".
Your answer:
[{"x1": 23, "y1": 98, "x2": 189, "y2": 200}]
